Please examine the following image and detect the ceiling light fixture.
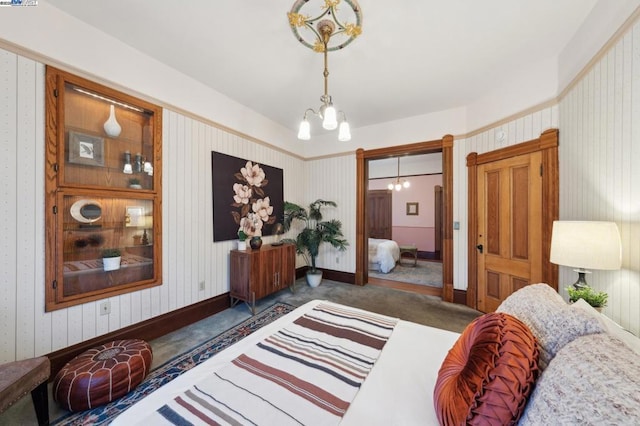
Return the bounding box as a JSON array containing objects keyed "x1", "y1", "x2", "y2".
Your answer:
[
  {"x1": 288, "y1": 0, "x2": 362, "y2": 142},
  {"x1": 388, "y1": 157, "x2": 410, "y2": 191}
]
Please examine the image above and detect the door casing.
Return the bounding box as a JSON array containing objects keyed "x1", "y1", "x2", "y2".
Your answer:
[
  {"x1": 466, "y1": 129, "x2": 559, "y2": 309},
  {"x1": 356, "y1": 135, "x2": 454, "y2": 302}
]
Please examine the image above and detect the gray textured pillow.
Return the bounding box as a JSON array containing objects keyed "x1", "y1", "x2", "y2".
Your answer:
[
  {"x1": 519, "y1": 333, "x2": 640, "y2": 425},
  {"x1": 496, "y1": 283, "x2": 604, "y2": 369}
]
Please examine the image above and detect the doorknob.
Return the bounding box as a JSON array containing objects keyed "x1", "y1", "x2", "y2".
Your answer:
[{"x1": 476, "y1": 244, "x2": 483, "y2": 253}]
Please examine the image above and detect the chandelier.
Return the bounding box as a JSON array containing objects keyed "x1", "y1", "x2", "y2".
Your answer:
[
  {"x1": 388, "y1": 157, "x2": 410, "y2": 191},
  {"x1": 287, "y1": 0, "x2": 363, "y2": 142}
]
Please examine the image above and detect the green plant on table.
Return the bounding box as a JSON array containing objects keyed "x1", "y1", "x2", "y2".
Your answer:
[{"x1": 567, "y1": 285, "x2": 608, "y2": 308}]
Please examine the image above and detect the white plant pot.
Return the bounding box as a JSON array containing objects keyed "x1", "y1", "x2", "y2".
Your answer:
[
  {"x1": 238, "y1": 240, "x2": 247, "y2": 250},
  {"x1": 103, "y1": 256, "x2": 121, "y2": 271},
  {"x1": 306, "y1": 270, "x2": 323, "y2": 287}
]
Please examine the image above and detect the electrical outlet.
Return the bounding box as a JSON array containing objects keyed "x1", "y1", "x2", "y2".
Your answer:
[
  {"x1": 99, "y1": 301, "x2": 110, "y2": 316},
  {"x1": 199, "y1": 281, "x2": 205, "y2": 291}
]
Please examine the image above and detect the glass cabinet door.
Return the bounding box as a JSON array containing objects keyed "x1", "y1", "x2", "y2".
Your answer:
[
  {"x1": 57, "y1": 192, "x2": 157, "y2": 300},
  {"x1": 45, "y1": 66, "x2": 162, "y2": 311},
  {"x1": 61, "y1": 81, "x2": 157, "y2": 191}
]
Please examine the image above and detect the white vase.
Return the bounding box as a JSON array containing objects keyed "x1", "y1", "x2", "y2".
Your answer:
[
  {"x1": 103, "y1": 256, "x2": 121, "y2": 271},
  {"x1": 306, "y1": 270, "x2": 323, "y2": 287},
  {"x1": 238, "y1": 240, "x2": 247, "y2": 250},
  {"x1": 103, "y1": 104, "x2": 122, "y2": 137}
]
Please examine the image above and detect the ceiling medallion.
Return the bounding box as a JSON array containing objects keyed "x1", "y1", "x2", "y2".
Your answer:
[{"x1": 288, "y1": 0, "x2": 363, "y2": 52}]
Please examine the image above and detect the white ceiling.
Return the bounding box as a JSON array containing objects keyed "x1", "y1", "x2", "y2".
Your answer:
[{"x1": 47, "y1": 0, "x2": 599, "y2": 133}]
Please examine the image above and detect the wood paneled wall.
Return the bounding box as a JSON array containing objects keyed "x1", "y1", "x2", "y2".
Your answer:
[
  {"x1": 0, "y1": 49, "x2": 305, "y2": 363},
  {"x1": 453, "y1": 108, "x2": 559, "y2": 292},
  {"x1": 3, "y1": 14, "x2": 640, "y2": 363},
  {"x1": 558, "y1": 20, "x2": 640, "y2": 336},
  {"x1": 303, "y1": 155, "x2": 357, "y2": 273}
]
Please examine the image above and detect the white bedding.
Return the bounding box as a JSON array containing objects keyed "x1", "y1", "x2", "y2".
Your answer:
[
  {"x1": 368, "y1": 238, "x2": 400, "y2": 273},
  {"x1": 112, "y1": 300, "x2": 459, "y2": 425}
]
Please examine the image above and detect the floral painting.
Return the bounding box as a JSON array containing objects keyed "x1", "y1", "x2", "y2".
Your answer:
[{"x1": 211, "y1": 152, "x2": 283, "y2": 242}]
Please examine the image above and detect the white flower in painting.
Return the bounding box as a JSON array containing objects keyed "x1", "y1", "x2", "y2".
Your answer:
[
  {"x1": 233, "y1": 183, "x2": 252, "y2": 204},
  {"x1": 240, "y1": 213, "x2": 263, "y2": 237},
  {"x1": 241, "y1": 161, "x2": 266, "y2": 187},
  {"x1": 252, "y1": 197, "x2": 274, "y2": 223}
]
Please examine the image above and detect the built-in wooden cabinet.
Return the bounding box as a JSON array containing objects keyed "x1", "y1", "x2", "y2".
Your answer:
[
  {"x1": 45, "y1": 67, "x2": 162, "y2": 311},
  {"x1": 230, "y1": 244, "x2": 296, "y2": 314}
]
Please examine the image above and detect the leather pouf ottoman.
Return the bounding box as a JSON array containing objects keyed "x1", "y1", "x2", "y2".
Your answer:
[{"x1": 53, "y1": 339, "x2": 152, "y2": 412}]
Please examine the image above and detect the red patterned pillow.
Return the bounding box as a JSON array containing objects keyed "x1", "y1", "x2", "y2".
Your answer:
[{"x1": 433, "y1": 313, "x2": 539, "y2": 425}]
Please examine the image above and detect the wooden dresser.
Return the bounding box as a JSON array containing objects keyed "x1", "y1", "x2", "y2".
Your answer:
[{"x1": 230, "y1": 243, "x2": 296, "y2": 314}]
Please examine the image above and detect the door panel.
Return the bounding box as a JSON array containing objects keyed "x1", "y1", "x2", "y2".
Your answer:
[
  {"x1": 367, "y1": 190, "x2": 392, "y2": 239},
  {"x1": 477, "y1": 151, "x2": 543, "y2": 312}
]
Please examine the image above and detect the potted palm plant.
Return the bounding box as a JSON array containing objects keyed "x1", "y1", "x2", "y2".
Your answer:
[
  {"x1": 283, "y1": 199, "x2": 348, "y2": 287},
  {"x1": 102, "y1": 248, "x2": 122, "y2": 271}
]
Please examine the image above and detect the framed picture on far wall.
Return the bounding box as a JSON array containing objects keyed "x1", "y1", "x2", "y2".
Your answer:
[{"x1": 406, "y1": 202, "x2": 419, "y2": 216}]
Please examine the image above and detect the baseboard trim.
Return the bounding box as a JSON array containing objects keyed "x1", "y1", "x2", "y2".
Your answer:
[
  {"x1": 296, "y1": 267, "x2": 356, "y2": 285},
  {"x1": 47, "y1": 293, "x2": 230, "y2": 379},
  {"x1": 453, "y1": 289, "x2": 467, "y2": 305}
]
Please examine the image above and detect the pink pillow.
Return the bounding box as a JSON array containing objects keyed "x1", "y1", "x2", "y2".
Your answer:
[{"x1": 434, "y1": 312, "x2": 539, "y2": 425}]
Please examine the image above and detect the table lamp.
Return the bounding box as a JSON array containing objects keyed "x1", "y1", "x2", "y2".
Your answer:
[{"x1": 550, "y1": 221, "x2": 622, "y2": 289}]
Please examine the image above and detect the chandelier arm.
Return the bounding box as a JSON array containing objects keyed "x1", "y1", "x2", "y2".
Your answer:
[{"x1": 303, "y1": 108, "x2": 319, "y2": 119}]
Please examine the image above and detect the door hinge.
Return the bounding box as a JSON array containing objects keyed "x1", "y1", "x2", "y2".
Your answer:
[
  {"x1": 53, "y1": 88, "x2": 58, "y2": 98},
  {"x1": 53, "y1": 205, "x2": 58, "y2": 214},
  {"x1": 540, "y1": 164, "x2": 543, "y2": 176},
  {"x1": 52, "y1": 280, "x2": 57, "y2": 289}
]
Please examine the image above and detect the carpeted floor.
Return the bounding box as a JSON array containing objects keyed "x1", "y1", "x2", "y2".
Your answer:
[
  {"x1": 51, "y1": 303, "x2": 296, "y2": 425},
  {"x1": 369, "y1": 259, "x2": 442, "y2": 287},
  {"x1": 1, "y1": 278, "x2": 481, "y2": 425}
]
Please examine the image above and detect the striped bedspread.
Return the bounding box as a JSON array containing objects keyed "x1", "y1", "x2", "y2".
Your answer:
[{"x1": 153, "y1": 303, "x2": 398, "y2": 425}]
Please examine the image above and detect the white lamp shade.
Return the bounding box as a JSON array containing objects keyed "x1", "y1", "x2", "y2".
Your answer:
[
  {"x1": 322, "y1": 105, "x2": 337, "y2": 130},
  {"x1": 123, "y1": 163, "x2": 133, "y2": 174},
  {"x1": 403, "y1": 180, "x2": 410, "y2": 188},
  {"x1": 387, "y1": 183, "x2": 394, "y2": 191},
  {"x1": 550, "y1": 221, "x2": 622, "y2": 270},
  {"x1": 297, "y1": 119, "x2": 311, "y2": 140},
  {"x1": 394, "y1": 183, "x2": 402, "y2": 191},
  {"x1": 338, "y1": 121, "x2": 351, "y2": 141}
]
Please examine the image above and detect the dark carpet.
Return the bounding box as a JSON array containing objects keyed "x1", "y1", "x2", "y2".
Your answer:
[{"x1": 51, "y1": 303, "x2": 294, "y2": 425}]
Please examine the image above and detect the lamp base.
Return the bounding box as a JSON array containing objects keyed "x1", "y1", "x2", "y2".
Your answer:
[{"x1": 572, "y1": 268, "x2": 591, "y2": 289}]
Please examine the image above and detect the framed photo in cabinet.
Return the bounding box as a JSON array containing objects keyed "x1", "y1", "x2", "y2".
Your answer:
[{"x1": 68, "y1": 131, "x2": 105, "y2": 167}]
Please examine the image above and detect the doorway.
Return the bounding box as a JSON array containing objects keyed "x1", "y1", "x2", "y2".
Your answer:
[
  {"x1": 355, "y1": 135, "x2": 454, "y2": 302},
  {"x1": 466, "y1": 129, "x2": 559, "y2": 310}
]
